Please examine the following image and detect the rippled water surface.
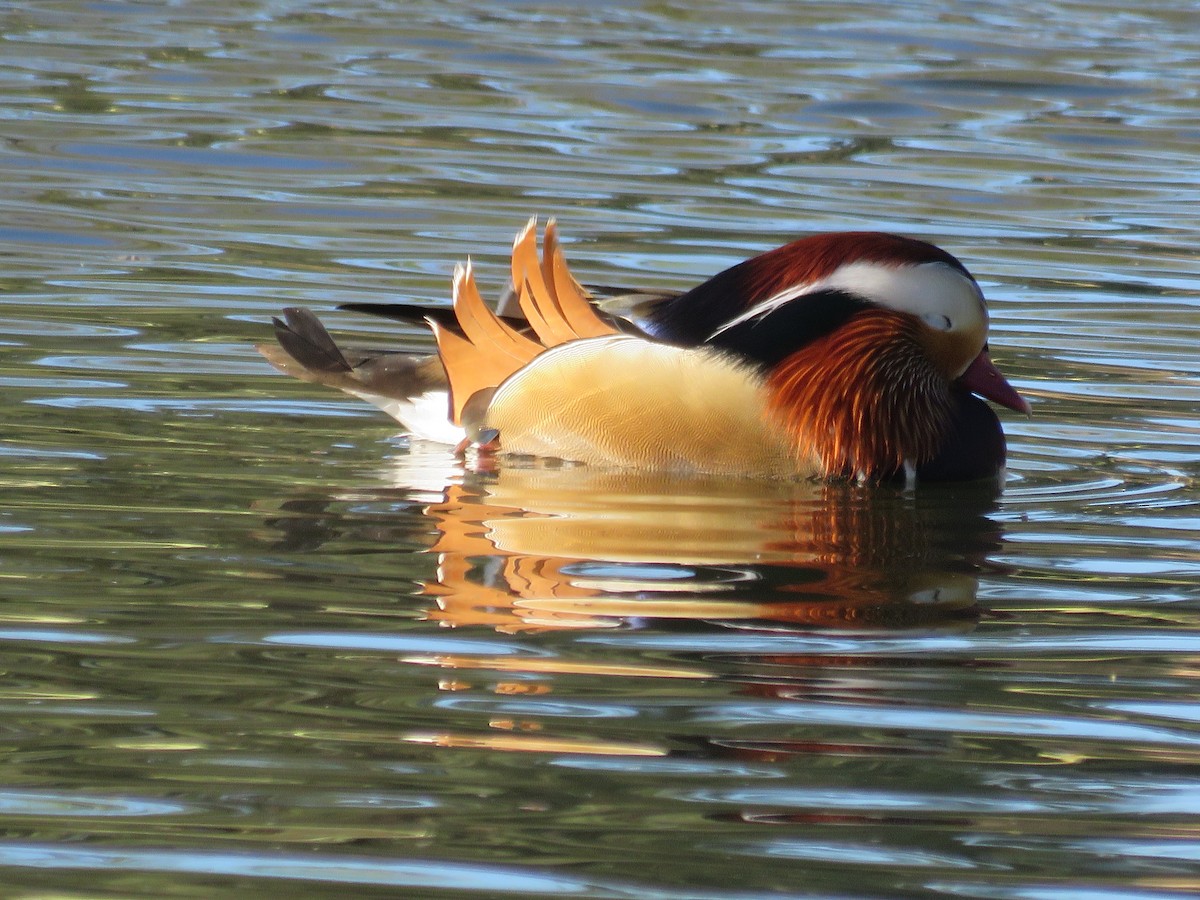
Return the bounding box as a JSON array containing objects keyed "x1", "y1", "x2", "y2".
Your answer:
[{"x1": 3, "y1": 1, "x2": 1200, "y2": 897}]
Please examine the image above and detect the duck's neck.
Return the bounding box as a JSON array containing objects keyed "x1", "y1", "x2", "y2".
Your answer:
[{"x1": 763, "y1": 309, "x2": 956, "y2": 481}]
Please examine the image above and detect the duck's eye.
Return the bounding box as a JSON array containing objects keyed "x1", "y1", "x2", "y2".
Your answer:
[{"x1": 922, "y1": 312, "x2": 953, "y2": 331}]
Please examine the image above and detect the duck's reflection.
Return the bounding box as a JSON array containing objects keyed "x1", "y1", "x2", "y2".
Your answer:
[
  {"x1": 425, "y1": 469, "x2": 998, "y2": 633},
  {"x1": 264, "y1": 446, "x2": 1004, "y2": 634},
  {"x1": 259, "y1": 450, "x2": 1007, "y2": 759}
]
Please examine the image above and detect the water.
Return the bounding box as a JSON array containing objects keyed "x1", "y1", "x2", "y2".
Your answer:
[{"x1": 2, "y1": 0, "x2": 1199, "y2": 897}]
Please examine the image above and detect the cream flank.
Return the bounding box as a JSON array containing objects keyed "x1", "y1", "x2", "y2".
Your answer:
[{"x1": 484, "y1": 335, "x2": 812, "y2": 477}]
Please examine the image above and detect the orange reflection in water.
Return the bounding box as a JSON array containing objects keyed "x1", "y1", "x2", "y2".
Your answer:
[
  {"x1": 409, "y1": 462, "x2": 1001, "y2": 635},
  {"x1": 402, "y1": 729, "x2": 667, "y2": 757},
  {"x1": 259, "y1": 452, "x2": 1005, "y2": 763}
]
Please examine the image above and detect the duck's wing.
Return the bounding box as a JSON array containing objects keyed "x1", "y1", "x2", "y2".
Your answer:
[
  {"x1": 337, "y1": 302, "x2": 529, "y2": 334},
  {"x1": 428, "y1": 218, "x2": 622, "y2": 429},
  {"x1": 340, "y1": 226, "x2": 683, "y2": 340},
  {"x1": 342, "y1": 286, "x2": 678, "y2": 341},
  {"x1": 586, "y1": 287, "x2": 682, "y2": 336}
]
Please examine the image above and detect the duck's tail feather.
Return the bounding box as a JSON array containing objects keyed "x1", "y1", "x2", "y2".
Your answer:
[
  {"x1": 256, "y1": 308, "x2": 462, "y2": 441},
  {"x1": 260, "y1": 220, "x2": 617, "y2": 440},
  {"x1": 258, "y1": 307, "x2": 424, "y2": 391},
  {"x1": 268, "y1": 307, "x2": 352, "y2": 375}
]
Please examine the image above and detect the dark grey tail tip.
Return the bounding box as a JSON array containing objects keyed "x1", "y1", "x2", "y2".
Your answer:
[
  {"x1": 280, "y1": 306, "x2": 317, "y2": 328},
  {"x1": 270, "y1": 306, "x2": 353, "y2": 374}
]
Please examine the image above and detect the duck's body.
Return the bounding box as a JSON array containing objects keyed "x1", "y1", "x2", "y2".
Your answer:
[
  {"x1": 485, "y1": 335, "x2": 804, "y2": 476},
  {"x1": 258, "y1": 220, "x2": 1028, "y2": 483}
]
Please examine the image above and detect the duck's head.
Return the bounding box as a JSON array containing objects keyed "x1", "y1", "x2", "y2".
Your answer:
[{"x1": 654, "y1": 232, "x2": 1029, "y2": 482}]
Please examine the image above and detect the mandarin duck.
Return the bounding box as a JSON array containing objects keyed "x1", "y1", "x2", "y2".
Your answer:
[{"x1": 257, "y1": 220, "x2": 1028, "y2": 483}]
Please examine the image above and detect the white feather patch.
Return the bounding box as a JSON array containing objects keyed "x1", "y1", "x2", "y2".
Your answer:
[
  {"x1": 349, "y1": 388, "x2": 465, "y2": 445},
  {"x1": 709, "y1": 260, "x2": 985, "y2": 338}
]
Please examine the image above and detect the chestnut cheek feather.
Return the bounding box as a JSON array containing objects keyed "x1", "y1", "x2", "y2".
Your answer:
[{"x1": 764, "y1": 310, "x2": 956, "y2": 481}]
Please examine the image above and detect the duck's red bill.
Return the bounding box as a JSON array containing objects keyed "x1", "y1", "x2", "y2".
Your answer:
[{"x1": 959, "y1": 350, "x2": 1030, "y2": 414}]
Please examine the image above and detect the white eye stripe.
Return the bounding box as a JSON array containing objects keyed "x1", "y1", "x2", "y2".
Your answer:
[{"x1": 708, "y1": 260, "x2": 984, "y2": 340}]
